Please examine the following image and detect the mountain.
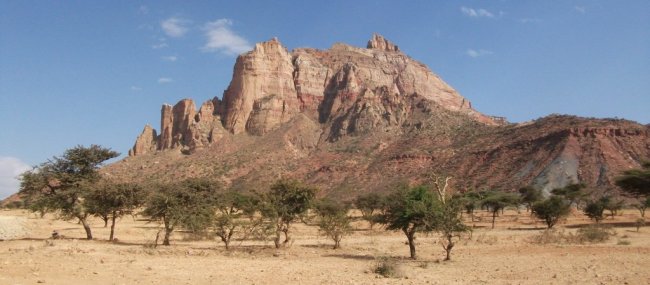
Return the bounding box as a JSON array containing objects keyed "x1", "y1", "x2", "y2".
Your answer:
[{"x1": 105, "y1": 35, "x2": 649, "y2": 199}]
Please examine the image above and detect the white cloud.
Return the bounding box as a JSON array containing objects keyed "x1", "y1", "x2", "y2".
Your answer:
[
  {"x1": 461, "y1": 6, "x2": 495, "y2": 18},
  {"x1": 201, "y1": 19, "x2": 252, "y2": 55},
  {"x1": 152, "y1": 42, "x2": 168, "y2": 49},
  {"x1": 158, "y1": 77, "x2": 173, "y2": 84},
  {"x1": 161, "y1": 17, "x2": 190, "y2": 38},
  {"x1": 574, "y1": 6, "x2": 586, "y2": 14},
  {"x1": 466, "y1": 49, "x2": 493, "y2": 58},
  {"x1": 519, "y1": 18, "x2": 542, "y2": 24},
  {"x1": 0, "y1": 157, "x2": 31, "y2": 199},
  {"x1": 162, "y1": 55, "x2": 178, "y2": 62},
  {"x1": 130, "y1": 86, "x2": 142, "y2": 91}
]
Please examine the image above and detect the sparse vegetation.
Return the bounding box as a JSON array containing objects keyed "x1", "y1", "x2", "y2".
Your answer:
[
  {"x1": 141, "y1": 178, "x2": 217, "y2": 246},
  {"x1": 19, "y1": 145, "x2": 120, "y2": 240},
  {"x1": 257, "y1": 179, "x2": 317, "y2": 248},
  {"x1": 531, "y1": 195, "x2": 571, "y2": 229},
  {"x1": 519, "y1": 186, "x2": 543, "y2": 212},
  {"x1": 373, "y1": 256, "x2": 400, "y2": 278},
  {"x1": 551, "y1": 183, "x2": 588, "y2": 209},
  {"x1": 314, "y1": 199, "x2": 352, "y2": 249},
  {"x1": 354, "y1": 193, "x2": 385, "y2": 229},
  {"x1": 584, "y1": 199, "x2": 607, "y2": 224},
  {"x1": 212, "y1": 191, "x2": 256, "y2": 250},
  {"x1": 481, "y1": 190, "x2": 520, "y2": 229},
  {"x1": 85, "y1": 181, "x2": 145, "y2": 241}
]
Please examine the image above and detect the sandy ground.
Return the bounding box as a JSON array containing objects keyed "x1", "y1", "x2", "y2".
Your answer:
[{"x1": 0, "y1": 208, "x2": 648, "y2": 285}]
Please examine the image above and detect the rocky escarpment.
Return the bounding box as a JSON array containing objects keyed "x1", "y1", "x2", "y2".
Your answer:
[
  {"x1": 130, "y1": 34, "x2": 499, "y2": 155},
  {"x1": 117, "y1": 35, "x2": 649, "y2": 197}
]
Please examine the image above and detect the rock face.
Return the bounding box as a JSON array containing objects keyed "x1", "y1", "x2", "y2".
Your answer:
[
  {"x1": 120, "y1": 35, "x2": 650, "y2": 196},
  {"x1": 128, "y1": 125, "x2": 157, "y2": 156},
  {"x1": 130, "y1": 34, "x2": 498, "y2": 154}
]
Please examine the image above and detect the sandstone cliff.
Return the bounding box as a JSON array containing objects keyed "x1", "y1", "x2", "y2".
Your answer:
[
  {"x1": 118, "y1": 35, "x2": 650, "y2": 197},
  {"x1": 129, "y1": 34, "x2": 497, "y2": 155}
]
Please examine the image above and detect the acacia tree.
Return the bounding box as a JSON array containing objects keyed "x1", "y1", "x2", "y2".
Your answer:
[
  {"x1": 354, "y1": 193, "x2": 384, "y2": 229},
  {"x1": 615, "y1": 162, "x2": 650, "y2": 217},
  {"x1": 258, "y1": 179, "x2": 317, "y2": 249},
  {"x1": 531, "y1": 195, "x2": 571, "y2": 229},
  {"x1": 19, "y1": 145, "x2": 119, "y2": 240},
  {"x1": 213, "y1": 191, "x2": 255, "y2": 250},
  {"x1": 518, "y1": 186, "x2": 543, "y2": 212},
  {"x1": 481, "y1": 190, "x2": 520, "y2": 229},
  {"x1": 85, "y1": 181, "x2": 146, "y2": 241},
  {"x1": 551, "y1": 183, "x2": 588, "y2": 209},
  {"x1": 435, "y1": 198, "x2": 470, "y2": 261},
  {"x1": 584, "y1": 198, "x2": 606, "y2": 224},
  {"x1": 379, "y1": 185, "x2": 439, "y2": 259},
  {"x1": 315, "y1": 199, "x2": 352, "y2": 249},
  {"x1": 142, "y1": 178, "x2": 216, "y2": 246}
]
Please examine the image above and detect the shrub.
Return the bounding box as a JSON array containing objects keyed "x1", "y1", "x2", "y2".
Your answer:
[
  {"x1": 531, "y1": 196, "x2": 571, "y2": 228},
  {"x1": 374, "y1": 256, "x2": 400, "y2": 278},
  {"x1": 576, "y1": 225, "x2": 615, "y2": 243}
]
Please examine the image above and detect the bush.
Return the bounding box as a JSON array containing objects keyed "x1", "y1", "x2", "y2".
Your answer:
[
  {"x1": 531, "y1": 196, "x2": 571, "y2": 228},
  {"x1": 374, "y1": 256, "x2": 400, "y2": 278},
  {"x1": 576, "y1": 225, "x2": 615, "y2": 243},
  {"x1": 584, "y1": 200, "x2": 606, "y2": 224}
]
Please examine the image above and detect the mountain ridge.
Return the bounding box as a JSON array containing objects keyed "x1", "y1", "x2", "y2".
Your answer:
[{"x1": 107, "y1": 35, "x2": 649, "y2": 198}]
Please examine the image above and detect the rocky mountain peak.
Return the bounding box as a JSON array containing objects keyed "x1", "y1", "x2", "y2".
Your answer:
[
  {"x1": 367, "y1": 33, "x2": 399, "y2": 52},
  {"x1": 130, "y1": 35, "x2": 501, "y2": 156}
]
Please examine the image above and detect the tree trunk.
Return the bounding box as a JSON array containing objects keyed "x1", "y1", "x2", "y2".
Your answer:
[
  {"x1": 80, "y1": 218, "x2": 92, "y2": 240},
  {"x1": 492, "y1": 211, "x2": 497, "y2": 229},
  {"x1": 333, "y1": 234, "x2": 341, "y2": 249},
  {"x1": 274, "y1": 224, "x2": 282, "y2": 249},
  {"x1": 163, "y1": 227, "x2": 172, "y2": 246},
  {"x1": 444, "y1": 234, "x2": 454, "y2": 261},
  {"x1": 103, "y1": 216, "x2": 108, "y2": 227},
  {"x1": 163, "y1": 218, "x2": 172, "y2": 246},
  {"x1": 109, "y1": 212, "x2": 117, "y2": 241},
  {"x1": 282, "y1": 222, "x2": 291, "y2": 246},
  {"x1": 403, "y1": 228, "x2": 416, "y2": 259}
]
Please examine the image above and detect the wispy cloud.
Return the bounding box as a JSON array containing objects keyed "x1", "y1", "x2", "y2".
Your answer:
[
  {"x1": 461, "y1": 6, "x2": 495, "y2": 18},
  {"x1": 161, "y1": 17, "x2": 190, "y2": 38},
  {"x1": 0, "y1": 156, "x2": 31, "y2": 199},
  {"x1": 466, "y1": 49, "x2": 493, "y2": 58},
  {"x1": 130, "y1": 86, "x2": 142, "y2": 91},
  {"x1": 162, "y1": 55, "x2": 178, "y2": 62},
  {"x1": 574, "y1": 6, "x2": 587, "y2": 14},
  {"x1": 158, "y1": 77, "x2": 173, "y2": 84},
  {"x1": 519, "y1": 18, "x2": 542, "y2": 24},
  {"x1": 152, "y1": 42, "x2": 168, "y2": 49},
  {"x1": 201, "y1": 19, "x2": 252, "y2": 55}
]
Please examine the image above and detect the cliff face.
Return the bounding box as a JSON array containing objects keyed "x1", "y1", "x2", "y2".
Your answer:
[
  {"x1": 130, "y1": 34, "x2": 496, "y2": 155},
  {"x1": 119, "y1": 35, "x2": 650, "y2": 196}
]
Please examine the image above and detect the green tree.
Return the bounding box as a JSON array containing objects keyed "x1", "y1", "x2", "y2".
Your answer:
[
  {"x1": 354, "y1": 192, "x2": 385, "y2": 229},
  {"x1": 435, "y1": 198, "x2": 470, "y2": 261},
  {"x1": 142, "y1": 178, "x2": 217, "y2": 246},
  {"x1": 314, "y1": 199, "x2": 352, "y2": 249},
  {"x1": 379, "y1": 185, "x2": 439, "y2": 259},
  {"x1": 599, "y1": 195, "x2": 624, "y2": 218},
  {"x1": 518, "y1": 186, "x2": 543, "y2": 212},
  {"x1": 634, "y1": 196, "x2": 650, "y2": 218},
  {"x1": 481, "y1": 190, "x2": 520, "y2": 229},
  {"x1": 551, "y1": 183, "x2": 588, "y2": 209},
  {"x1": 584, "y1": 199, "x2": 606, "y2": 224},
  {"x1": 19, "y1": 145, "x2": 119, "y2": 240},
  {"x1": 531, "y1": 196, "x2": 571, "y2": 229},
  {"x1": 213, "y1": 191, "x2": 255, "y2": 250},
  {"x1": 615, "y1": 162, "x2": 650, "y2": 197},
  {"x1": 258, "y1": 179, "x2": 317, "y2": 249},
  {"x1": 616, "y1": 162, "x2": 650, "y2": 218},
  {"x1": 85, "y1": 181, "x2": 146, "y2": 240},
  {"x1": 456, "y1": 191, "x2": 483, "y2": 222}
]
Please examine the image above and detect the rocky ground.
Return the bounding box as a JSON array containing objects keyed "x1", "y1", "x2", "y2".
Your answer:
[{"x1": 0, "y1": 209, "x2": 648, "y2": 285}]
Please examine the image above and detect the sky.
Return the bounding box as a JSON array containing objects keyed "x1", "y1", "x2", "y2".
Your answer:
[{"x1": 1, "y1": 1, "x2": 649, "y2": 198}]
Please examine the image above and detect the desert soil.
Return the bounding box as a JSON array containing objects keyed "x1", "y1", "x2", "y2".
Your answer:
[{"x1": 0, "y1": 209, "x2": 648, "y2": 285}]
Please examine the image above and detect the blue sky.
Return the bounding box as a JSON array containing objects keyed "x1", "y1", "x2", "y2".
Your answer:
[{"x1": 1, "y1": 1, "x2": 649, "y2": 198}]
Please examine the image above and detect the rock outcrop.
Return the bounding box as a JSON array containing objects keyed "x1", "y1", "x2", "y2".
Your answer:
[
  {"x1": 130, "y1": 34, "x2": 499, "y2": 155},
  {"x1": 128, "y1": 124, "x2": 157, "y2": 156}
]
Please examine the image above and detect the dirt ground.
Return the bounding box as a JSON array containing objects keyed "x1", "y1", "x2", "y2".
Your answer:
[{"x1": 0, "y1": 208, "x2": 648, "y2": 285}]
